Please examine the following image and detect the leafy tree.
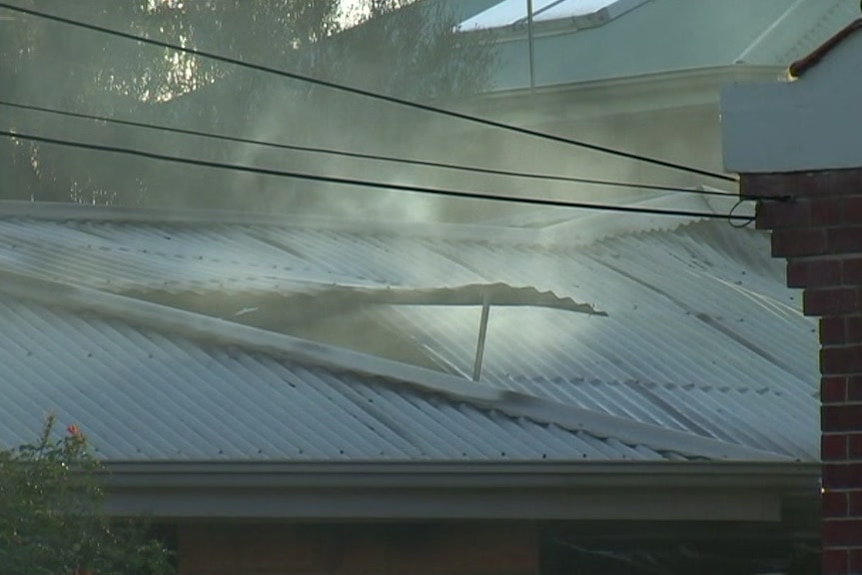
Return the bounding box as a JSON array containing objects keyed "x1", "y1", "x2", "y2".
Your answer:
[
  {"x1": 318, "y1": 0, "x2": 495, "y2": 102},
  {"x1": 0, "y1": 416, "x2": 173, "y2": 575},
  {"x1": 0, "y1": 0, "x2": 496, "y2": 210}
]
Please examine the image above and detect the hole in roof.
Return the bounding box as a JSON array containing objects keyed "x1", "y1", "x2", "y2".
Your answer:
[{"x1": 459, "y1": 0, "x2": 649, "y2": 30}]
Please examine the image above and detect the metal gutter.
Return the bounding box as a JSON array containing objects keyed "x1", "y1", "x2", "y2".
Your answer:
[
  {"x1": 102, "y1": 460, "x2": 819, "y2": 489},
  {"x1": 100, "y1": 460, "x2": 819, "y2": 521}
]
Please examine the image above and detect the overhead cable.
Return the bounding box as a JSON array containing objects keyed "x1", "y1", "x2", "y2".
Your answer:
[
  {"x1": 0, "y1": 100, "x2": 736, "y2": 198},
  {"x1": 0, "y1": 2, "x2": 737, "y2": 183},
  {"x1": 0, "y1": 129, "x2": 750, "y2": 221}
]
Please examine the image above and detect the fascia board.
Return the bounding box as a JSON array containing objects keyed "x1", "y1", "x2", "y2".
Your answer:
[
  {"x1": 469, "y1": 65, "x2": 786, "y2": 122},
  {"x1": 102, "y1": 460, "x2": 820, "y2": 490},
  {"x1": 101, "y1": 461, "x2": 818, "y2": 521},
  {"x1": 106, "y1": 486, "x2": 787, "y2": 522}
]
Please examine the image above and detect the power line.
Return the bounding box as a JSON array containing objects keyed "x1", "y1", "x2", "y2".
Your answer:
[
  {"x1": 0, "y1": 129, "x2": 749, "y2": 221},
  {"x1": 0, "y1": 2, "x2": 737, "y2": 184},
  {"x1": 0, "y1": 100, "x2": 736, "y2": 199}
]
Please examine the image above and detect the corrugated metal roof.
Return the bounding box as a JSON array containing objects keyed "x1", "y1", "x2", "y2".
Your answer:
[
  {"x1": 511, "y1": 378, "x2": 816, "y2": 460},
  {"x1": 0, "y1": 195, "x2": 750, "y2": 294},
  {"x1": 363, "y1": 223, "x2": 818, "y2": 459},
  {"x1": 482, "y1": 0, "x2": 857, "y2": 90},
  {"x1": 0, "y1": 292, "x2": 705, "y2": 463},
  {"x1": 0, "y1": 201, "x2": 818, "y2": 461},
  {"x1": 400, "y1": 221, "x2": 814, "y2": 388}
]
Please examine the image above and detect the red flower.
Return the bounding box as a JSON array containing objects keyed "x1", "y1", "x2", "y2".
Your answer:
[{"x1": 66, "y1": 424, "x2": 81, "y2": 437}]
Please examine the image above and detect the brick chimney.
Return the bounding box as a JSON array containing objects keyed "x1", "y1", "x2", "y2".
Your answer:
[{"x1": 722, "y1": 18, "x2": 862, "y2": 575}]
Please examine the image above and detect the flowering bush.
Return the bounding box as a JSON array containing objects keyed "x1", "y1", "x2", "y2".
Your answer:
[{"x1": 0, "y1": 416, "x2": 173, "y2": 575}]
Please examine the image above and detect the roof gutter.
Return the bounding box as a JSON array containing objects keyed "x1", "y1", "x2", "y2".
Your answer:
[
  {"x1": 101, "y1": 461, "x2": 820, "y2": 522},
  {"x1": 103, "y1": 460, "x2": 819, "y2": 489}
]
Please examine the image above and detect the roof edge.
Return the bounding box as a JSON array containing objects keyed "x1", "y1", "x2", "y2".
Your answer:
[
  {"x1": 0, "y1": 200, "x2": 531, "y2": 242},
  {"x1": 476, "y1": 64, "x2": 786, "y2": 101},
  {"x1": 0, "y1": 199, "x2": 651, "y2": 248},
  {"x1": 0, "y1": 196, "x2": 738, "y2": 252},
  {"x1": 102, "y1": 460, "x2": 820, "y2": 490},
  {"x1": 102, "y1": 461, "x2": 811, "y2": 520},
  {"x1": 0, "y1": 268, "x2": 794, "y2": 462}
]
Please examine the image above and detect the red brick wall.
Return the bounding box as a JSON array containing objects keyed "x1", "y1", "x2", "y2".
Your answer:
[
  {"x1": 743, "y1": 170, "x2": 862, "y2": 575},
  {"x1": 177, "y1": 521, "x2": 539, "y2": 575}
]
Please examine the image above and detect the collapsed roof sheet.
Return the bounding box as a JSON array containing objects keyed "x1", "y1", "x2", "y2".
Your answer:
[
  {"x1": 0, "y1": 290, "x2": 732, "y2": 463},
  {"x1": 0, "y1": 201, "x2": 817, "y2": 460}
]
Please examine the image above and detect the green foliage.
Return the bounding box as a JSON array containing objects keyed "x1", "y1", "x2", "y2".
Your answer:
[
  {"x1": 318, "y1": 0, "x2": 496, "y2": 101},
  {"x1": 0, "y1": 0, "x2": 496, "y2": 208},
  {"x1": 0, "y1": 416, "x2": 173, "y2": 575}
]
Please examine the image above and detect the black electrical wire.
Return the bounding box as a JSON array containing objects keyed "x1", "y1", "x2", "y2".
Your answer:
[
  {"x1": 728, "y1": 198, "x2": 756, "y2": 229},
  {"x1": 0, "y1": 129, "x2": 749, "y2": 221},
  {"x1": 0, "y1": 2, "x2": 738, "y2": 184},
  {"x1": 0, "y1": 100, "x2": 737, "y2": 199}
]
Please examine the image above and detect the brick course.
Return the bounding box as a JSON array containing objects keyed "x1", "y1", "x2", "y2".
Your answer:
[
  {"x1": 823, "y1": 463, "x2": 862, "y2": 489},
  {"x1": 789, "y1": 259, "x2": 843, "y2": 288},
  {"x1": 821, "y1": 345, "x2": 862, "y2": 375},
  {"x1": 822, "y1": 405, "x2": 862, "y2": 431},
  {"x1": 771, "y1": 228, "x2": 827, "y2": 257},
  {"x1": 822, "y1": 519, "x2": 862, "y2": 547},
  {"x1": 805, "y1": 287, "x2": 861, "y2": 316},
  {"x1": 823, "y1": 434, "x2": 848, "y2": 460},
  {"x1": 824, "y1": 491, "x2": 849, "y2": 517}
]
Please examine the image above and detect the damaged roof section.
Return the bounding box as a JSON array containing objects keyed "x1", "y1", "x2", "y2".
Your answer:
[
  {"x1": 0, "y1": 268, "x2": 780, "y2": 463},
  {"x1": 0, "y1": 200, "x2": 818, "y2": 461},
  {"x1": 141, "y1": 282, "x2": 605, "y2": 327}
]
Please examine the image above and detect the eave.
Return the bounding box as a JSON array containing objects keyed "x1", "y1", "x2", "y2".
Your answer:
[
  {"x1": 462, "y1": 65, "x2": 786, "y2": 124},
  {"x1": 102, "y1": 460, "x2": 819, "y2": 522}
]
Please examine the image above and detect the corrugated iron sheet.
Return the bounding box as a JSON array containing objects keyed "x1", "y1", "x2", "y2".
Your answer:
[
  {"x1": 0, "y1": 208, "x2": 819, "y2": 460},
  {"x1": 0, "y1": 296, "x2": 685, "y2": 462},
  {"x1": 365, "y1": 224, "x2": 818, "y2": 459}
]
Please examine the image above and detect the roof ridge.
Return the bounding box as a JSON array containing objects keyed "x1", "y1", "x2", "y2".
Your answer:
[
  {"x1": 533, "y1": 191, "x2": 746, "y2": 246},
  {"x1": 0, "y1": 200, "x2": 536, "y2": 243},
  {"x1": 0, "y1": 267, "x2": 790, "y2": 462},
  {"x1": 0, "y1": 194, "x2": 746, "y2": 251}
]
